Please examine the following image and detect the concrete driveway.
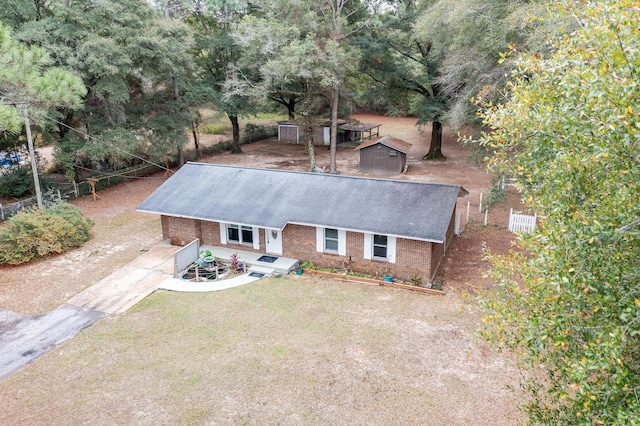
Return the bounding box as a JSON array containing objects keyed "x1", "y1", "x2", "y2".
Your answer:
[{"x1": 0, "y1": 241, "x2": 176, "y2": 381}]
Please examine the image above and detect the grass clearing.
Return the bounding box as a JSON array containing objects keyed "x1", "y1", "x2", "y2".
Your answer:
[
  {"x1": 0, "y1": 276, "x2": 522, "y2": 425},
  {"x1": 201, "y1": 123, "x2": 228, "y2": 135},
  {"x1": 199, "y1": 109, "x2": 288, "y2": 127}
]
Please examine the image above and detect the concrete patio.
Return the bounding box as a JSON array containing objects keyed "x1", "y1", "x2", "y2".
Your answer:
[{"x1": 196, "y1": 245, "x2": 299, "y2": 276}]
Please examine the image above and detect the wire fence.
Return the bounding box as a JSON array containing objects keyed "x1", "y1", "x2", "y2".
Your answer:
[{"x1": 0, "y1": 163, "x2": 160, "y2": 222}]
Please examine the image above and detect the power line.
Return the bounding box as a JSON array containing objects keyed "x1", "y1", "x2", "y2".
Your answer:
[
  {"x1": 72, "y1": 164, "x2": 161, "y2": 180},
  {"x1": 44, "y1": 115, "x2": 175, "y2": 175}
]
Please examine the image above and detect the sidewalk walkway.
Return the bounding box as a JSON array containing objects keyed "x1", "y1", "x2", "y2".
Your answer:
[
  {"x1": 159, "y1": 273, "x2": 264, "y2": 293},
  {"x1": 66, "y1": 241, "x2": 177, "y2": 315}
]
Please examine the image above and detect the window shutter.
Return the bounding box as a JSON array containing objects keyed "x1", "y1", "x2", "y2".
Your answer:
[
  {"x1": 387, "y1": 236, "x2": 396, "y2": 264},
  {"x1": 363, "y1": 233, "x2": 372, "y2": 260},
  {"x1": 316, "y1": 227, "x2": 323, "y2": 252},
  {"x1": 338, "y1": 230, "x2": 346, "y2": 256},
  {"x1": 252, "y1": 227, "x2": 260, "y2": 250},
  {"x1": 219, "y1": 223, "x2": 227, "y2": 244}
]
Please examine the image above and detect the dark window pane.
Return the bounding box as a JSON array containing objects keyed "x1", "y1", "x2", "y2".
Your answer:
[
  {"x1": 373, "y1": 245, "x2": 387, "y2": 258},
  {"x1": 373, "y1": 234, "x2": 387, "y2": 258},
  {"x1": 325, "y1": 228, "x2": 339, "y2": 252},
  {"x1": 242, "y1": 226, "x2": 253, "y2": 243},
  {"x1": 373, "y1": 235, "x2": 387, "y2": 245},
  {"x1": 228, "y1": 226, "x2": 239, "y2": 242},
  {"x1": 325, "y1": 228, "x2": 338, "y2": 239},
  {"x1": 325, "y1": 239, "x2": 338, "y2": 252}
]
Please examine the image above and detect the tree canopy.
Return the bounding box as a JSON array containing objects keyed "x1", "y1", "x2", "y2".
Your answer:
[
  {"x1": 478, "y1": 0, "x2": 640, "y2": 423},
  {"x1": 0, "y1": 23, "x2": 85, "y2": 133}
]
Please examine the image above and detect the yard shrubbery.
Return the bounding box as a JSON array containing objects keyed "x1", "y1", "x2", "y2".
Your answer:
[
  {"x1": 0, "y1": 167, "x2": 33, "y2": 198},
  {"x1": 241, "y1": 123, "x2": 277, "y2": 144},
  {"x1": 0, "y1": 202, "x2": 93, "y2": 265}
]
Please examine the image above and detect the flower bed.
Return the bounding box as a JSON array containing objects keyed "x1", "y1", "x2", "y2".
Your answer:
[{"x1": 301, "y1": 269, "x2": 445, "y2": 295}]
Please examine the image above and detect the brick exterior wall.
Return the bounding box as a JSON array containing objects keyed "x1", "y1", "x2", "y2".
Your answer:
[
  {"x1": 430, "y1": 206, "x2": 457, "y2": 280},
  {"x1": 281, "y1": 224, "x2": 435, "y2": 282},
  {"x1": 395, "y1": 238, "x2": 432, "y2": 283},
  {"x1": 201, "y1": 221, "x2": 220, "y2": 245},
  {"x1": 162, "y1": 215, "x2": 202, "y2": 246},
  {"x1": 162, "y1": 217, "x2": 453, "y2": 283}
]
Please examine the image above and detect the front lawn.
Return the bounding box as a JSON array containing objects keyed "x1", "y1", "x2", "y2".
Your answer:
[{"x1": 0, "y1": 276, "x2": 521, "y2": 425}]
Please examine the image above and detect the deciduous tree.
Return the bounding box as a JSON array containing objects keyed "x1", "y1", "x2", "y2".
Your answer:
[{"x1": 478, "y1": 1, "x2": 640, "y2": 423}]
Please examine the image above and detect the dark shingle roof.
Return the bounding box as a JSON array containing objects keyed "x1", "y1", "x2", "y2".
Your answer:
[{"x1": 137, "y1": 163, "x2": 464, "y2": 243}]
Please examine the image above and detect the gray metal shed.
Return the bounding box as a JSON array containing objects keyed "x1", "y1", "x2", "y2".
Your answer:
[
  {"x1": 355, "y1": 135, "x2": 413, "y2": 175},
  {"x1": 277, "y1": 120, "x2": 349, "y2": 145}
]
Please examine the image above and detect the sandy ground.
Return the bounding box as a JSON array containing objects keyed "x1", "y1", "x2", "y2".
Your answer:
[
  {"x1": 0, "y1": 115, "x2": 525, "y2": 424},
  {"x1": 0, "y1": 114, "x2": 518, "y2": 314}
]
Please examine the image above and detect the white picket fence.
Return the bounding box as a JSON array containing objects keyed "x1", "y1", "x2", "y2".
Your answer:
[{"x1": 508, "y1": 208, "x2": 537, "y2": 233}]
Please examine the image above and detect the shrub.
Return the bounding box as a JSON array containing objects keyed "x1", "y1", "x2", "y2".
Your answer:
[
  {"x1": 0, "y1": 202, "x2": 94, "y2": 265},
  {"x1": 241, "y1": 124, "x2": 277, "y2": 144},
  {"x1": 0, "y1": 167, "x2": 33, "y2": 198},
  {"x1": 484, "y1": 175, "x2": 507, "y2": 210}
]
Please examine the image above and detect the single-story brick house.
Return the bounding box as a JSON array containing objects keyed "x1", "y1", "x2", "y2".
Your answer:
[{"x1": 137, "y1": 163, "x2": 467, "y2": 283}]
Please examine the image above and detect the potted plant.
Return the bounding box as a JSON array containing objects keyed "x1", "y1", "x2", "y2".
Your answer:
[{"x1": 383, "y1": 273, "x2": 393, "y2": 282}]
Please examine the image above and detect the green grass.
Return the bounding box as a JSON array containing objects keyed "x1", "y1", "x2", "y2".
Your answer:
[
  {"x1": 200, "y1": 123, "x2": 228, "y2": 135},
  {"x1": 200, "y1": 110, "x2": 288, "y2": 126},
  {"x1": 0, "y1": 276, "x2": 521, "y2": 425}
]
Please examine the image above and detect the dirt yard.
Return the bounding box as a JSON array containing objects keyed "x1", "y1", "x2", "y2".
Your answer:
[{"x1": 0, "y1": 115, "x2": 525, "y2": 424}]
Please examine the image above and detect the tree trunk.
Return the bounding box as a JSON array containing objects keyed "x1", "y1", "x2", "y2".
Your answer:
[
  {"x1": 286, "y1": 98, "x2": 295, "y2": 120},
  {"x1": 191, "y1": 121, "x2": 200, "y2": 159},
  {"x1": 306, "y1": 125, "x2": 317, "y2": 172},
  {"x1": 329, "y1": 83, "x2": 339, "y2": 174},
  {"x1": 178, "y1": 146, "x2": 185, "y2": 166},
  {"x1": 57, "y1": 109, "x2": 74, "y2": 139},
  {"x1": 228, "y1": 114, "x2": 242, "y2": 153},
  {"x1": 423, "y1": 120, "x2": 445, "y2": 160}
]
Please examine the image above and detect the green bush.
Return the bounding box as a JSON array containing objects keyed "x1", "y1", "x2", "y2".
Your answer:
[
  {"x1": 484, "y1": 175, "x2": 507, "y2": 210},
  {"x1": 0, "y1": 202, "x2": 94, "y2": 265},
  {"x1": 0, "y1": 167, "x2": 33, "y2": 198},
  {"x1": 241, "y1": 124, "x2": 277, "y2": 144}
]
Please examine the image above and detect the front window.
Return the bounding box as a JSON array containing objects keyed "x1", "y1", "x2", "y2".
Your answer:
[
  {"x1": 373, "y1": 234, "x2": 388, "y2": 259},
  {"x1": 325, "y1": 228, "x2": 339, "y2": 252},
  {"x1": 228, "y1": 224, "x2": 253, "y2": 244}
]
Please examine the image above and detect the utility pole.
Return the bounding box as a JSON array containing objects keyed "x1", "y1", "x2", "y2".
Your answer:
[{"x1": 19, "y1": 105, "x2": 43, "y2": 208}]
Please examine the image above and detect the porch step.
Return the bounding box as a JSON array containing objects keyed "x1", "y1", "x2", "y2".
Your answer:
[{"x1": 248, "y1": 265, "x2": 276, "y2": 276}]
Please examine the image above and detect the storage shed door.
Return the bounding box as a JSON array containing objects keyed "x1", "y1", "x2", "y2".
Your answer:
[
  {"x1": 279, "y1": 124, "x2": 299, "y2": 142},
  {"x1": 373, "y1": 145, "x2": 387, "y2": 170}
]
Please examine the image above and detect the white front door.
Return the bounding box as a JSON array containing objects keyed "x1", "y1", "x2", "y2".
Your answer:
[{"x1": 265, "y1": 228, "x2": 283, "y2": 255}]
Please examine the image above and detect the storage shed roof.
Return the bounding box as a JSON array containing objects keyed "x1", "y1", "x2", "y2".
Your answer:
[
  {"x1": 355, "y1": 135, "x2": 413, "y2": 154},
  {"x1": 137, "y1": 163, "x2": 466, "y2": 243}
]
